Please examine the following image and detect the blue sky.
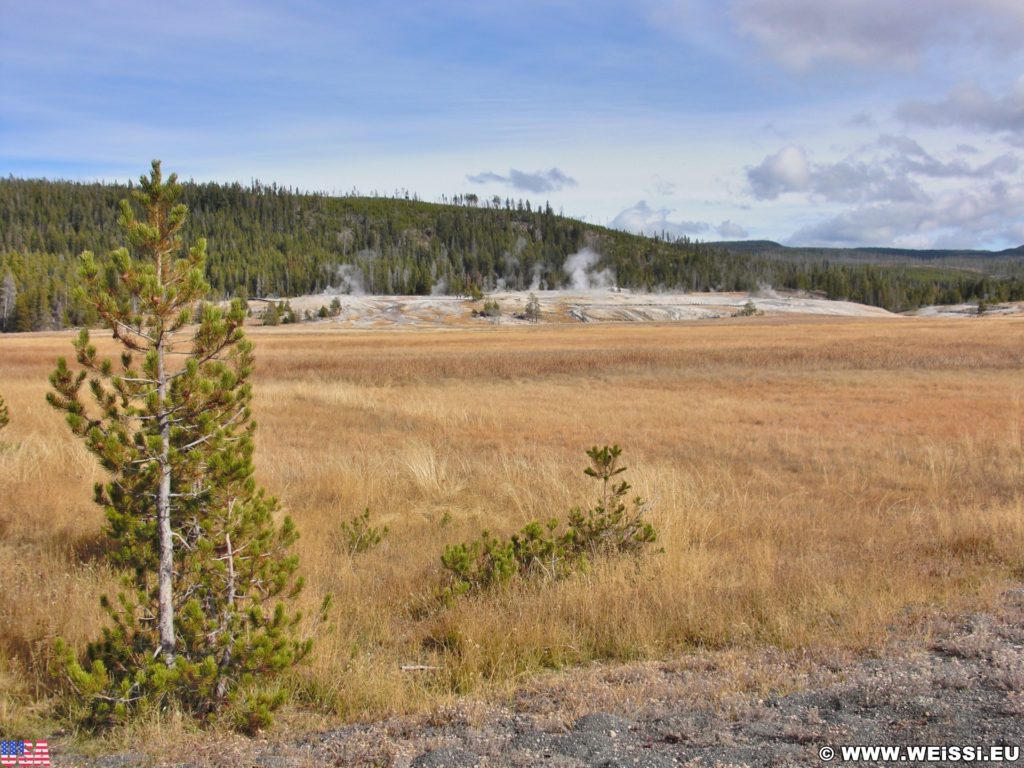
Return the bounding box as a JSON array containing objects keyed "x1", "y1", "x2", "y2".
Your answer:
[{"x1": 3, "y1": 0, "x2": 1024, "y2": 249}]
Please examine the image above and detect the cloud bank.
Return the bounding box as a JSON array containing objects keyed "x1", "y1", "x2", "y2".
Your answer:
[
  {"x1": 747, "y1": 137, "x2": 1018, "y2": 204},
  {"x1": 792, "y1": 179, "x2": 1024, "y2": 249},
  {"x1": 746, "y1": 138, "x2": 1024, "y2": 247},
  {"x1": 898, "y1": 79, "x2": 1024, "y2": 140},
  {"x1": 732, "y1": 0, "x2": 1024, "y2": 69}
]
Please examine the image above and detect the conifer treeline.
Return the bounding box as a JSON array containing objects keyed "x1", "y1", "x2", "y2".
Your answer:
[{"x1": 2, "y1": 176, "x2": 1022, "y2": 331}]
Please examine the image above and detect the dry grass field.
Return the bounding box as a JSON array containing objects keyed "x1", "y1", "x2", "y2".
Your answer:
[{"x1": 2, "y1": 315, "x2": 1024, "y2": 741}]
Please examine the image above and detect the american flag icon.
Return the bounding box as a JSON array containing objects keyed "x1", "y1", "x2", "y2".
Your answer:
[{"x1": 0, "y1": 741, "x2": 49, "y2": 767}]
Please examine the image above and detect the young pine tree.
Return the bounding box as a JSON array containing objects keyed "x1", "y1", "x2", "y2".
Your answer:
[
  {"x1": 525, "y1": 293, "x2": 541, "y2": 323},
  {"x1": 0, "y1": 394, "x2": 8, "y2": 431},
  {"x1": 48, "y1": 161, "x2": 310, "y2": 729}
]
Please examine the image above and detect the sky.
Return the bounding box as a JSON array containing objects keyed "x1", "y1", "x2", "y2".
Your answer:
[{"x1": 3, "y1": 0, "x2": 1024, "y2": 250}]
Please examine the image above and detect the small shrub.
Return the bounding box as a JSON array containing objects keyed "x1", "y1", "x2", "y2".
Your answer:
[
  {"x1": 262, "y1": 301, "x2": 297, "y2": 325},
  {"x1": 483, "y1": 299, "x2": 501, "y2": 318},
  {"x1": 441, "y1": 532, "x2": 518, "y2": 594},
  {"x1": 262, "y1": 302, "x2": 280, "y2": 326},
  {"x1": 441, "y1": 445, "x2": 656, "y2": 597},
  {"x1": 339, "y1": 508, "x2": 389, "y2": 555},
  {"x1": 228, "y1": 684, "x2": 287, "y2": 735},
  {"x1": 472, "y1": 298, "x2": 503, "y2": 322},
  {"x1": 280, "y1": 301, "x2": 297, "y2": 324},
  {"x1": 441, "y1": 519, "x2": 566, "y2": 596},
  {"x1": 735, "y1": 299, "x2": 760, "y2": 317},
  {"x1": 0, "y1": 394, "x2": 8, "y2": 431}
]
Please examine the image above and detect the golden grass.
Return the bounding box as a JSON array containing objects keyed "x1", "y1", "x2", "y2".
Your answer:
[{"x1": 2, "y1": 316, "x2": 1024, "y2": 735}]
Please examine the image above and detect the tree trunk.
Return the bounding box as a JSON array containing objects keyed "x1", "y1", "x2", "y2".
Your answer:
[
  {"x1": 157, "y1": 337, "x2": 176, "y2": 665},
  {"x1": 215, "y1": 529, "x2": 236, "y2": 700}
]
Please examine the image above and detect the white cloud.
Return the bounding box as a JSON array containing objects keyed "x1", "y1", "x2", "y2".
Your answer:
[
  {"x1": 747, "y1": 137, "x2": 1018, "y2": 203},
  {"x1": 610, "y1": 201, "x2": 710, "y2": 237},
  {"x1": 897, "y1": 79, "x2": 1024, "y2": 139},
  {"x1": 746, "y1": 146, "x2": 811, "y2": 199},
  {"x1": 466, "y1": 167, "x2": 577, "y2": 193},
  {"x1": 649, "y1": 174, "x2": 677, "y2": 196},
  {"x1": 741, "y1": 132, "x2": 1024, "y2": 248},
  {"x1": 731, "y1": 0, "x2": 1024, "y2": 70},
  {"x1": 878, "y1": 135, "x2": 1019, "y2": 179},
  {"x1": 610, "y1": 201, "x2": 749, "y2": 241},
  {"x1": 717, "y1": 220, "x2": 749, "y2": 239},
  {"x1": 848, "y1": 112, "x2": 876, "y2": 129},
  {"x1": 792, "y1": 203, "x2": 926, "y2": 246},
  {"x1": 792, "y1": 179, "x2": 1024, "y2": 248}
]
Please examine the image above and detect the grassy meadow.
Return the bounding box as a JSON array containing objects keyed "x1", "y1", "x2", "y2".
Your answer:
[{"x1": 2, "y1": 315, "x2": 1024, "y2": 735}]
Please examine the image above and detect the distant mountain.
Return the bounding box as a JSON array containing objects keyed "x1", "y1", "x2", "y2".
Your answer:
[
  {"x1": 709, "y1": 240, "x2": 1024, "y2": 274},
  {"x1": 1, "y1": 176, "x2": 1024, "y2": 331}
]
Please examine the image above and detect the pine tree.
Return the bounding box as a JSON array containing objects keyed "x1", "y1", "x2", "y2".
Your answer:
[
  {"x1": 260, "y1": 301, "x2": 281, "y2": 326},
  {"x1": 48, "y1": 161, "x2": 310, "y2": 729},
  {"x1": 525, "y1": 292, "x2": 541, "y2": 322},
  {"x1": 0, "y1": 271, "x2": 16, "y2": 332}
]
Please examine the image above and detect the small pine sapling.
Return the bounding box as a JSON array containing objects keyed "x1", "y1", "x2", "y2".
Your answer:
[
  {"x1": 338, "y1": 508, "x2": 389, "y2": 555},
  {"x1": 563, "y1": 445, "x2": 657, "y2": 560},
  {"x1": 525, "y1": 293, "x2": 541, "y2": 322}
]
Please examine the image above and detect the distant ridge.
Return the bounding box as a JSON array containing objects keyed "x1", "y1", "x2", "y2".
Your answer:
[{"x1": 708, "y1": 239, "x2": 1024, "y2": 270}]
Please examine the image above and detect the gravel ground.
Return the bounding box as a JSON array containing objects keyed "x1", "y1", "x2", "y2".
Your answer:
[{"x1": 60, "y1": 587, "x2": 1024, "y2": 767}]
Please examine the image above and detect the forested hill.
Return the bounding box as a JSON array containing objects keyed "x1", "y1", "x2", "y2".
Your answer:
[
  {"x1": 2, "y1": 176, "x2": 1024, "y2": 331},
  {"x1": 709, "y1": 240, "x2": 1024, "y2": 274}
]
